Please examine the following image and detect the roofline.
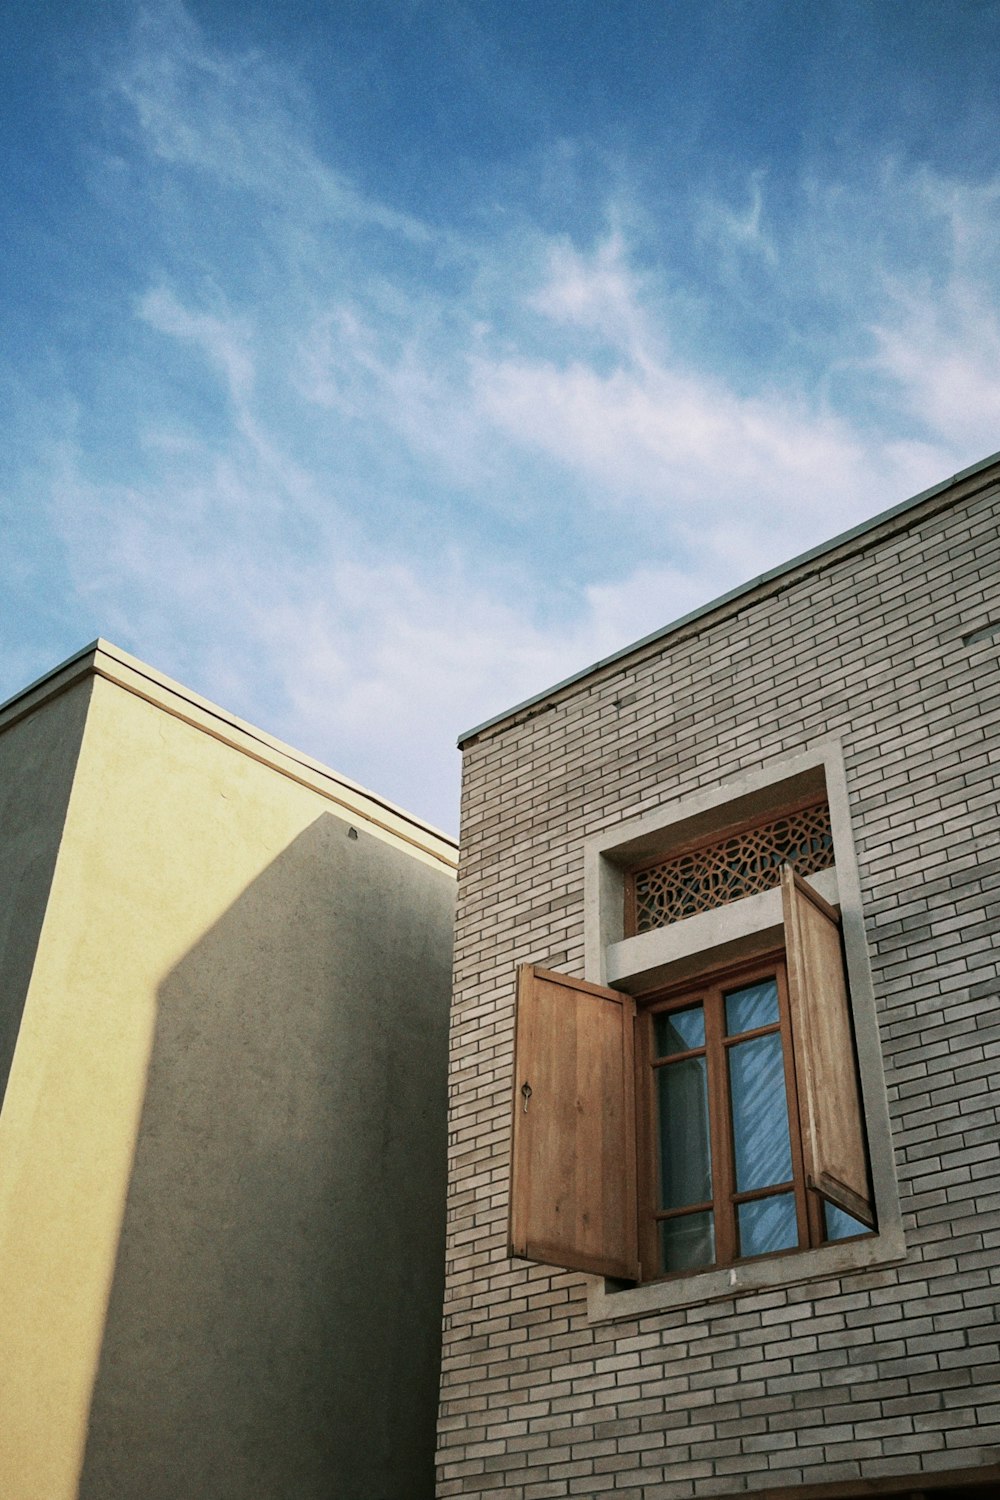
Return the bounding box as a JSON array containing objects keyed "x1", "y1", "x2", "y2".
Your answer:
[
  {"x1": 1, "y1": 638, "x2": 458, "y2": 868},
  {"x1": 458, "y1": 448, "x2": 1000, "y2": 748}
]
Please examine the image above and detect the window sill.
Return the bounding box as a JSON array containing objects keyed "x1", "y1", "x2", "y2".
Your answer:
[{"x1": 586, "y1": 1224, "x2": 907, "y2": 1323}]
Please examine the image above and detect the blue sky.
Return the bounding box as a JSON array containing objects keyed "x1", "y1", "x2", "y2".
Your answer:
[{"x1": 3, "y1": 0, "x2": 999, "y2": 833}]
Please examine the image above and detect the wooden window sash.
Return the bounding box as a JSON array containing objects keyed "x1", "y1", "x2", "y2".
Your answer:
[
  {"x1": 639, "y1": 894, "x2": 878, "y2": 1281},
  {"x1": 706, "y1": 977, "x2": 737, "y2": 1267},
  {"x1": 640, "y1": 955, "x2": 809, "y2": 1278}
]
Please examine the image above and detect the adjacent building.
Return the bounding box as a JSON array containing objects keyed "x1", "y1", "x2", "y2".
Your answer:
[
  {"x1": 439, "y1": 453, "x2": 1000, "y2": 1498},
  {"x1": 0, "y1": 640, "x2": 457, "y2": 1500}
]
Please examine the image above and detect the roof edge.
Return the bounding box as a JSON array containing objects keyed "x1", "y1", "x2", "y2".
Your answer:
[
  {"x1": 458, "y1": 448, "x2": 1000, "y2": 748},
  {"x1": 0, "y1": 638, "x2": 106, "y2": 720},
  {"x1": 1, "y1": 638, "x2": 458, "y2": 865}
]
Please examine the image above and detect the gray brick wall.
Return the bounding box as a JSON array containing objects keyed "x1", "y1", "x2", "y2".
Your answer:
[{"x1": 438, "y1": 472, "x2": 1000, "y2": 1498}]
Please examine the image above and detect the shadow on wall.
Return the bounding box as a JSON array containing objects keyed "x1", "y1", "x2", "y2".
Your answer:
[
  {"x1": 77, "y1": 811, "x2": 454, "y2": 1500},
  {"x1": 0, "y1": 680, "x2": 92, "y2": 1108}
]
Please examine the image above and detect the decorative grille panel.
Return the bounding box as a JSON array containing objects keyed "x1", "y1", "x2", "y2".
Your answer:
[{"x1": 631, "y1": 802, "x2": 834, "y2": 933}]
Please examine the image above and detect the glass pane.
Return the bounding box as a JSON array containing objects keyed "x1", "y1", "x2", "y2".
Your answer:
[
  {"x1": 824, "y1": 1201, "x2": 871, "y2": 1241},
  {"x1": 659, "y1": 1211, "x2": 715, "y2": 1273},
  {"x1": 729, "y1": 1032, "x2": 792, "y2": 1191},
  {"x1": 738, "y1": 1193, "x2": 798, "y2": 1257},
  {"x1": 656, "y1": 1056, "x2": 711, "y2": 1209},
  {"x1": 653, "y1": 1004, "x2": 704, "y2": 1056},
  {"x1": 725, "y1": 977, "x2": 779, "y2": 1035}
]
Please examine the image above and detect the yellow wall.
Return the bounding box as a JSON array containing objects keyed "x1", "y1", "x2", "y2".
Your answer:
[{"x1": 0, "y1": 657, "x2": 455, "y2": 1500}]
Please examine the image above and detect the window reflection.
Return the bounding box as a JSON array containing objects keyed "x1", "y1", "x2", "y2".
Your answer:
[
  {"x1": 729, "y1": 1032, "x2": 792, "y2": 1192},
  {"x1": 824, "y1": 1201, "x2": 869, "y2": 1241},
  {"x1": 725, "y1": 978, "x2": 779, "y2": 1035},
  {"x1": 657, "y1": 1057, "x2": 711, "y2": 1208},
  {"x1": 738, "y1": 1194, "x2": 797, "y2": 1257},
  {"x1": 654, "y1": 1004, "x2": 705, "y2": 1056},
  {"x1": 660, "y1": 1211, "x2": 714, "y2": 1272}
]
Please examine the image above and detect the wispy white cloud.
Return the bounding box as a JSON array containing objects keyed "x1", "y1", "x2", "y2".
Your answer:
[
  {"x1": 139, "y1": 287, "x2": 256, "y2": 405},
  {"x1": 473, "y1": 348, "x2": 876, "y2": 522},
  {"x1": 697, "y1": 171, "x2": 777, "y2": 265},
  {"x1": 872, "y1": 284, "x2": 1000, "y2": 450},
  {"x1": 527, "y1": 231, "x2": 655, "y2": 356},
  {"x1": 7, "y1": 3, "x2": 1000, "y2": 832},
  {"x1": 113, "y1": 1, "x2": 432, "y2": 244}
]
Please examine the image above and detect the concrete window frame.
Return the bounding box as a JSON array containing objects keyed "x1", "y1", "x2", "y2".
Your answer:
[{"x1": 582, "y1": 738, "x2": 904, "y2": 1322}]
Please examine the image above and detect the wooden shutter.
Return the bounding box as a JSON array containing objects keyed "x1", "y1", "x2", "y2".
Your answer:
[
  {"x1": 508, "y1": 965, "x2": 639, "y2": 1280},
  {"x1": 782, "y1": 867, "x2": 875, "y2": 1228}
]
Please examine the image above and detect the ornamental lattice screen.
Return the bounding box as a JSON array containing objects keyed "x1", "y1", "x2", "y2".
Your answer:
[{"x1": 628, "y1": 801, "x2": 834, "y2": 934}]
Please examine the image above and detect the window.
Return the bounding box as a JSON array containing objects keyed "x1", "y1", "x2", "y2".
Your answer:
[
  {"x1": 640, "y1": 950, "x2": 869, "y2": 1282},
  {"x1": 511, "y1": 746, "x2": 904, "y2": 1312},
  {"x1": 508, "y1": 866, "x2": 874, "y2": 1287}
]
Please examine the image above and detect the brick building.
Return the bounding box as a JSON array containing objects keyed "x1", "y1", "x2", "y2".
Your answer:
[{"x1": 438, "y1": 453, "x2": 1000, "y2": 1499}]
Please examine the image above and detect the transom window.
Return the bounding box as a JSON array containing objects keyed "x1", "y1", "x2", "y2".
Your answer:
[{"x1": 628, "y1": 800, "x2": 834, "y2": 933}]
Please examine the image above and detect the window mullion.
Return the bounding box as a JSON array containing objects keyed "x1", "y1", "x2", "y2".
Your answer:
[
  {"x1": 776, "y1": 961, "x2": 813, "y2": 1252},
  {"x1": 705, "y1": 985, "x2": 736, "y2": 1267},
  {"x1": 636, "y1": 1009, "x2": 658, "y2": 1280}
]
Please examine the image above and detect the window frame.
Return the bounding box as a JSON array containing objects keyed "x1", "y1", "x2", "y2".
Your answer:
[
  {"x1": 635, "y1": 949, "x2": 871, "y2": 1284},
  {"x1": 581, "y1": 739, "x2": 904, "y2": 1322}
]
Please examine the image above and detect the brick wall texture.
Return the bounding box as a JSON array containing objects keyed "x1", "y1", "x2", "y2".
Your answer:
[{"x1": 437, "y1": 468, "x2": 1000, "y2": 1498}]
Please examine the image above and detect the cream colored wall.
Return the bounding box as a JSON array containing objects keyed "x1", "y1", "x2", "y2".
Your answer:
[{"x1": 0, "y1": 666, "x2": 455, "y2": 1500}]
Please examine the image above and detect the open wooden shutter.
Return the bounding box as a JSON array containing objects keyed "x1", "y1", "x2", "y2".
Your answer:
[
  {"x1": 782, "y1": 867, "x2": 875, "y2": 1228},
  {"x1": 509, "y1": 965, "x2": 639, "y2": 1280}
]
